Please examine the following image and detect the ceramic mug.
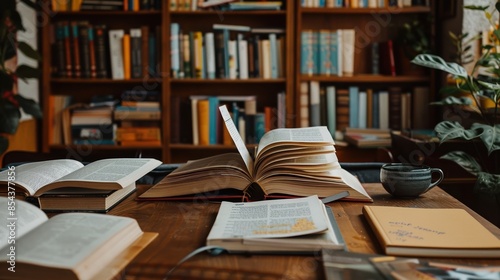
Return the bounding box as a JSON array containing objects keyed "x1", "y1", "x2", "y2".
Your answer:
[{"x1": 380, "y1": 163, "x2": 444, "y2": 197}]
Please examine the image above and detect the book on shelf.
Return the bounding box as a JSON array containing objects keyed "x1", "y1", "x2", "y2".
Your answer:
[
  {"x1": 0, "y1": 197, "x2": 157, "y2": 280},
  {"x1": 139, "y1": 105, "x2": 372, "y2": 202},
  {"x1": 343, "y1": 128, "x2": 391, "y2": 148},
  {"x1": 206, "y1": 195, "x2": 346, "y2": 253},
  {"x1": 362, "y1": 205, "x2": 500, "y2": 258},
  {"x1": 0, "y1": 158, "x2": 161, "y2": 207}
]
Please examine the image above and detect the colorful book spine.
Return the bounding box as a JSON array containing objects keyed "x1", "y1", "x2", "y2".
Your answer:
[
  {"x1": 349, "y1": 86, "x2": 359, "y2": 128},
  {"x1": 170, "y1": 23, "x2": 180, "y2": 78}
]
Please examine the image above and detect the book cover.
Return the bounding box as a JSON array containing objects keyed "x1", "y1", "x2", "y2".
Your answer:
[
  {"x1": 348, "y1": 86, "x2": 359, "y2": 128},
  {"x1": 309, "y1": 81, "x2": 321, "y2": 127},
  {"x1": 326, "y1": 86, "x2": 336, "y2": 137},
  {"x1": 363, "y1": 205, "x2": 500, "y2": 258},
  {"x1": 170, "y1": 23, "x2": 180, "y2": 78},
  {"x1": 122, "y1": 33, "x2": 131, "y2": 79}
]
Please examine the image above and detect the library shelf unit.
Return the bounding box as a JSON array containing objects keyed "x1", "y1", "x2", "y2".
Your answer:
[
  {"x1": 294, "y1": 1, "x2": 437, "y2": 162},
  {"x1": 163, "y1": 4, "x2": 295, "y2": 163},
  {"x1": 40, "y1": 3, "x2": 166, "y2": 161}
]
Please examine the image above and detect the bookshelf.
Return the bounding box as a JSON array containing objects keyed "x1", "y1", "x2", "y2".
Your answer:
[
  {"x1": 294, "y1": 0, "x2": 437, "y2": 160},
  {"x1": 40, "y1": 1, "x2": 437, "y2": 163}
]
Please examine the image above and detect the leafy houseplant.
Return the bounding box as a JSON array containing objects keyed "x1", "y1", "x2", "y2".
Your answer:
[
  {"x1": 411, "y1": 4, "x2": 500, "y2": 196},
  {"x1": 0, "y1": 0, "x2": 42, "y2": 155}
]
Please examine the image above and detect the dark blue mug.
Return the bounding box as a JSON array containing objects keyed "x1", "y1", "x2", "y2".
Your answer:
[{"x1": 380, "y1": 163, "x2": 444, "y2": 197}]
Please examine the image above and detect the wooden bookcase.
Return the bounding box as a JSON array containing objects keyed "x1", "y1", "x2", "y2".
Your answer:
[
  {"x1": 39, "y1": 1, "x2": 436, "y2": 163},
  {"x1": 294, "y1": 2, "x2": 437, "y2": 162}
]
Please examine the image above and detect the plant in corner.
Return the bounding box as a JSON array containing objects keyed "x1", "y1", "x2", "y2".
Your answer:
[
  {"x1": 411, "y1": 4, "x2": 500, "y2": 197},
  {"x1": 0, "y1": 0, "x2": 42, "y2": 155}
]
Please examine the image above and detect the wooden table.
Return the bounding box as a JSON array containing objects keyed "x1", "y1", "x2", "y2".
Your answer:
[{"x1": 109, "y1": 183, "x2": 500, "y2": 279}]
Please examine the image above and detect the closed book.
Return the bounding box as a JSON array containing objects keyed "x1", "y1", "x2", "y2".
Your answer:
[
  {"x1": 88, "y1": 25, "x2": 97, "y2": 78},
  {"x1": 62, "y1": 22, "x2": 72, "y2": 78},
  {"x1": 170, "y1": 23, "x2": 180, "y2": 78},
  {"x1": 358, "y1": 91, "x2": 367, "y2": 129},
  {"x1": 348, "y1": 86, "x2": 359, "y2": 128},
  {"x1": 130, "y1": 28, "x2": 142, "y2": 78},
  {"x1": 54, "y1": 22, "x2": 67, "y2": 77},
  {"x1": 122, "y1": 33, "x2": 131, "y2": 79},
  {"x1": 309, "y1": 81, "x2": 321, "y2": 127},
  {"x1": 78, "y1": 23, "x2": 91, "y2": 78},
  {"x1": 341, "y1": 29, "x2": 355, "y2": 77},
  {"x1": 205, "y1": 32, "x2": 216, "y2": 79},
  {"x1": 378, "y1": 90, "x2": 389, "y2": 129},
  {"x1": 326, "y1": 86, "x2": 336, "y2": 137},
  {"x1": 70, "y1": 21, "x2": 81, "y2": 78},
  {"x1": 388, "y1": 87, "x2": 402, "y2": 130},
  {"x1": 300, "y1": 81, "x2": 309, "y2": 128},
  {"x1": 140, "y1": 26, "x2": 150, "y2": 78},
  {"x1": 363, "y1": 205, "x2": 500, "y2": 258},
  {"x1": 208, "y1": 96, "x2": 219, "y2": 144},
  {"x1": 197, "y1": 99, "x2": 210, "y2": 145},
  {"x1": 109, "y1": 29, "x2": 125, "y2": 79},
  {"x1": 38, "y1": 184, "x2": 136, "y2": 213},
  {"x1": 319, "y1": 30, "x2": 331, "y2": 76},
  {"x1": 94, "y1": 24, "x2": 109, "y2": 78},
  {"x1": 244, "y1": 99, "x2": 257, "y2": 144},
  {"x1": 336, "y1": 88, "x2": 349, "y2": 133},
  {"x1": 379, "y1": 40, "x2": 396, "y2": 76}
]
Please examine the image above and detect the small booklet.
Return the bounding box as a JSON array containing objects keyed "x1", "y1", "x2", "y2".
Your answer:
[
  {"x1": 363, "y1": 205, "x2": 500, "y2": 258},
  {"x1": 0, "y1": 197, "x2": 157, "y2": 279},
  {"x1": 139, "y1": 105, "x2": 371, "y2": 202},
  {"x1": 206, "y1": 195, "x2": 346, "y2": 253}
]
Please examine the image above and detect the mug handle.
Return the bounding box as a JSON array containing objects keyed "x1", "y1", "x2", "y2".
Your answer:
[{"x1": 425, "y1": 168, "x2": 444, "y2": 192}]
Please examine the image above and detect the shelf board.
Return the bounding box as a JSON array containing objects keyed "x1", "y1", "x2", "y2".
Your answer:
[
  {"x1": 170, "y1": 10, "x2": 287, "y2": 15},
  {"x1": 50, "y1": 10, "x2": 162, "y2": 16},
  {"x1": 49, "y1": 144, "x2": 162, "y2": 150},
  {"x1": 170, "y1": 78, "x2": 287, "y2": 84},
  {"x1": 50, "y1": 78, "x2": 162, "y2": 84},
  {"x1": 300, "y1": 6, "x2": 431, "y2": 14},
  {"x1": 170, "y1": 144, "x2": 255, "y2": 150},
  {"x1": 300, "y1": 74, "x2": 429, "y2": 83}
]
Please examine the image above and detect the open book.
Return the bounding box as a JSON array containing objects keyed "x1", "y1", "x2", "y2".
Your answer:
[
  {"x1": 207, "y1": 195, "x2": 346, "y2": 253},
  {"x1": 0, "y1": 158, "x2": 161, "y2": 211},
  {"x1": 0, "y1": 197, "x2": 157, "y2": 279},
  {"x1": 139, "y1": 105, "x2": 371, "y2": 201}
]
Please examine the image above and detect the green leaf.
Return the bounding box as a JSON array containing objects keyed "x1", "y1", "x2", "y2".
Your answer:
[
  {"x1": 411, "y1": 54, "x2": 468, "y2": 78},
  {"x1": 470, "y1": 123, "x2": 500, "y2": 154},
  {"x1": 440, "y1": 151, "x2": 482, "y2": 176},
  {"x1": 14, "y1": 95, "x2": 42, "y2": 118},
  {"x1": 435, "y1": 121, "x2": 479, "y2": 142},
  {"x1": 474, "y1": 172, "x2": 500, "y2": 194},
  {"x1": 17, "y1": 41, "x2": 41, "y2": 61},
  {"x1": 15, "y1": 64, "x2": 40, "y2": 81},
  {"x1": 464, "y1": 5, "x2": 488, "y2": 11},
  {"x1": 431, "y1": 96, "x2": 472, "y2": 106}
]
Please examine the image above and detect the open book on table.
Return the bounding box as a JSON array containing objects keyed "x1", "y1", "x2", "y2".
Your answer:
[
  {"x1": 0, "y1": 158, "x2": 162, "y2": 211},
  {"x1": 206, "y1": 195, "x2": 346, "y2": 253},
  {"x1": 0, "y1": 197, "x2": 157, "y2": 280},
  {"x1": 139, "y1": 105, "x2": 371, "y2": 202}
]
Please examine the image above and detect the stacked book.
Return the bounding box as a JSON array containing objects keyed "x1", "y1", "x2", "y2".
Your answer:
[{"x1": 114, "y1": 90, "x2": 162, "y2": 147}]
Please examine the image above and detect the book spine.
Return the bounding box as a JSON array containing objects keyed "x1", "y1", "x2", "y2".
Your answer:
[
  {"x1": 70, "y1": 21, "x2": 81, "y2": 78},
  {"x1": 94, "y1": 24, "x2": 109, "y2": 78},
  {"x1": 54, "y1": 22, "x2": 67, "y2": 77},
  {"x1": 205, "y1": 32, "x2": 216, "y2": 79},
  {"x1": 170, "y1": 23, "x2": 180, "y2": 78},
  {"x1": 130, "y1": 28, "x2": 142, "y2": 78},
  {"x1": 326, "y1": 86, "x2": 336, "y2": 137},
  {"x1": 140, "y1": 26, "x2": 150, "y2": 78},
  {"x1": 79, "y1": 23, "x2": 91, "y2": 78},
  {"x1": 197, "y1": 99, "x2": 210, "y2": 145},
  {"x1": 109, "y1": 29, "x2": 125, "y2": 79},
  {"x1": 309, "y1": 81, "x2": 321, "y2": 127},
  {"x1": 388, "y1": 87, "x2": 401, "y2": 130},
  {"x1": 88, "y1": 25, "x2": 97, "y2": 78},
  {"x1": 208, "y1": 96, "x2": 219, "y2": 144},
  {"x1": 122, "y1": 33, "x2": 131, "y2": 79}
]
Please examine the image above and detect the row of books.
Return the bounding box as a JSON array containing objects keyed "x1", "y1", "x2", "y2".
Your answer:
[
  {"x1": 300, "y1": 81, "x2": 431, "y2": 140},
  {"x1": 51, "y1": 0, "x2": 161, "y2": 11},
  {"x1": 301, "y1": 0, "x2": 428, "y2": 8},
  {"x1": 52, "y1": 21, "x2": 161, "y2": 79},
  {"x1": 171, "y1": 23, "x2": 286, "y2": 79},
  {"x1": 170, "y1": 93, "x2": 286, "y2": 145},
  {"x1": 51, "y1": 91, "x2": 162, "y2": 146},
  {"x1": 171, "y1": 0, "x2": 283, "y2": 11},
  {"x1": 300, "y1": 29, "x2": 355, "y2": 77}
]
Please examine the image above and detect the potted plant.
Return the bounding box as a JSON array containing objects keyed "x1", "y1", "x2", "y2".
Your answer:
[
  {"x1": 411, "y1": 4, "x2": 500, "y2": 225},
  {"x1": 0, "y1": 0, "x2": 42, "y2": 155}
]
